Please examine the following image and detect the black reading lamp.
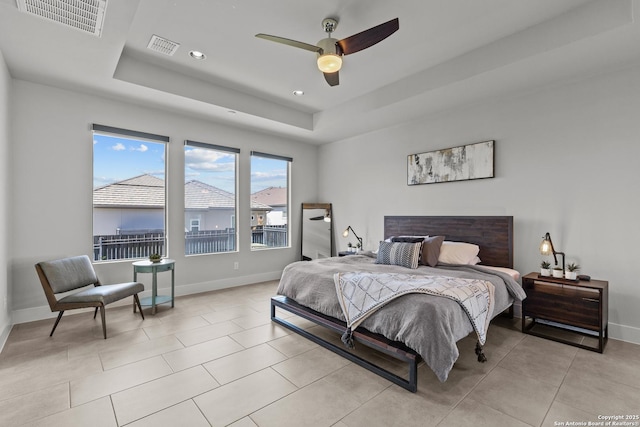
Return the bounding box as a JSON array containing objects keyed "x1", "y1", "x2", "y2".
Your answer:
[
  {"x1": 342, "y1": 226, "x2": 363, "y2": 250},
  {"x1": 540, "y1": 232, "x2": 565, "y2": 272}
]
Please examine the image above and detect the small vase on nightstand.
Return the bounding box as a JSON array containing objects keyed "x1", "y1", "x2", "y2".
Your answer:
[{"x1": 540, "y1": 261, "x2": 551, "y2": 276}]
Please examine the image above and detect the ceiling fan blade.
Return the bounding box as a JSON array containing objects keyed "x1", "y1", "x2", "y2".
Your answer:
[
  {"x1": 309, "y1": 216, "x2": 324, "y2": 221},
  {"x1": 324, "y1": 71, "x2": 339, "y2": 87},
  {"x1": 255, "y1": 34, "x2": 322, "y2": 53},
  {"x1": 337, "y1": 18, "x2": 399, "y2": 55}
]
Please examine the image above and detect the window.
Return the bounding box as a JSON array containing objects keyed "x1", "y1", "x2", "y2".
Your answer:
[
  {"x1": 184, "y1": 140, "x2": 239, "y2": 255},
  {"x1": 250, "y1": 151, "x2": 291, "y2": 250},
  {"x1": 92, "y1": 124, "x2": 168, "y2": 262}
]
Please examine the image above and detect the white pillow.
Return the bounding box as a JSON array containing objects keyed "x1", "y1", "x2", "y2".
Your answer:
[{"x1": 438, "y1": 241, "x2": 480, "y2": 265}]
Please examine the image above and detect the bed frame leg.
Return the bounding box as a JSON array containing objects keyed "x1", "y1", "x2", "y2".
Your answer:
[{"x1": 475, "y1": 341, "x2": 487, "y2": 363}]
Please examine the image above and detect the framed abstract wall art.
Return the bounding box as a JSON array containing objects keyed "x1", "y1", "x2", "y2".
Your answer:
[{"x1": 407, "y1": 140, "x2": 494, "y2": 186}]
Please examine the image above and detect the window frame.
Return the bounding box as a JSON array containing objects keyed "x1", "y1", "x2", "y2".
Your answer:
[
  {"x1": 250, "y1": 151, "x2": 292, "y2": 251},
  {"x1": 184, "y1": 140, "x2": 240, "y2": 256},
  {"x1": 92, "y1": 124, "x2": 169, "y2": 263}
]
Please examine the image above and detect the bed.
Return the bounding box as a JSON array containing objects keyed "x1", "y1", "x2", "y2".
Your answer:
[{"x1": 271, "y1": 216, "x2": 525, "y2": 392}]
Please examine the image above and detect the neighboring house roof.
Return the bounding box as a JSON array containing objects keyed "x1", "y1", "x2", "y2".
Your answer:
[
  {"x1": 185, "y1": 180, "x2": 271, "y2": 211},
  {"x1": 94, "y1": 174, "x2": 271, "y2": 210},
  {"x1": 251, "y1": 186, "x2": 287, "y2": 207},
  {"x1": 94, "y1": 174, "x2": 164, "y2": 208}
]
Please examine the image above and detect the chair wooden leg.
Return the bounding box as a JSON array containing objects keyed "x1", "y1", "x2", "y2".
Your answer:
[
  {"x1": 134, "y1": 294, "x2": 145, "y2": 320},
  {"x1": 93, "y1": 307, "x2": 99, "y2": 319},
  {"x1": 99, "y1": 305, "x2": 107, "y2": 339},
  {"x1": 50, "y1": 311, "x2": 64, "y2": 337}
]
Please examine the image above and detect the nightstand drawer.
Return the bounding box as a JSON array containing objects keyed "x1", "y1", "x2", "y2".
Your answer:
[{"x1": 524, "y1": 291, "x2": 600, "y2": 328}]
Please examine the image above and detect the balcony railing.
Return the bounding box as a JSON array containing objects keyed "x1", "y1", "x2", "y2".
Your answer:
[{"x1": 93, "y1": 226, "x2": 288, "y2": 261}]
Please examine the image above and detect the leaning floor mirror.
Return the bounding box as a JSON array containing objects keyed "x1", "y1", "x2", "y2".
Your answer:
[{"x1": 301, "y1": 203, "x2": 333, "y2": 260}]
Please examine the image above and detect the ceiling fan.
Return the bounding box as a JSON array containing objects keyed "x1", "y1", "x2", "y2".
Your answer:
[{"x1": 256, "y1": 17, "x2": 399, "y2": 87}]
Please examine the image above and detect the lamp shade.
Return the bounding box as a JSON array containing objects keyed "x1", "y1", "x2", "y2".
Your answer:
[
  {"x1": 317, "y1": 54, "x2": 342, "y2": 73},
  {"x1": 540, "y1": 238, "x2": 553, "y2": 255}
]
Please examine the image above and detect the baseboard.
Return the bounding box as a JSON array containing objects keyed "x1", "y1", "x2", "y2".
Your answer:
[
  {"x1": 608, "y1": 322, "x2": 640, "y2": 345},
  {"x1": 0, "y1": 322, "x2": 12, "y2": 353},
  {"x1": 11, "y1": 271, "x2": 283, "y2": 326}
]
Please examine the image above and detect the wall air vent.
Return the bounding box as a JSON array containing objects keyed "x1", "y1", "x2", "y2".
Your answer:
[
  {"x1": 16, "y1": 0, "x2": 107, "y2": 37},
  {"x1": 147, "y1": 35, "x2": 180, "y2": 56}
]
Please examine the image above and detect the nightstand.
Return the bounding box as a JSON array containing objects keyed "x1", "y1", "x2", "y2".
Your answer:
[{"x1": 521, "y1": 272, "x2": 608, "y2": 353}]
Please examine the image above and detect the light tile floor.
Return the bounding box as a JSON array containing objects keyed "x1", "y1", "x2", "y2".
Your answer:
[{"x1": 1, "y1": 280, "x2": 639, "y2": 427}]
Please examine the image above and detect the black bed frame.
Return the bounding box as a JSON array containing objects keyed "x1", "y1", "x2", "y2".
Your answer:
[{"x1": 270, "y1": 215, "x2": 514, "y2": 392}]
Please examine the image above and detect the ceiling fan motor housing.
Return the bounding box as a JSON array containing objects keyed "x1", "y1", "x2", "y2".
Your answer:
[
  {"x1": 316, "y1": 37, "x2": 342, "y2": 73},
  {"x1": 317, "y1": 37, "x2": 340, "y2": 56}
]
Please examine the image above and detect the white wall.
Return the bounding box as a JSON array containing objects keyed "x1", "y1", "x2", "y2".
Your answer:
[
  {"x1": 0, "y1": 49, "x2": 11, "y2": 348},
  {"x1": 10, "y1": 80, "x2": 318, "y2": 322},
  {"x1": 319, "y1": 61, "x2": 640, "y2": 344}
]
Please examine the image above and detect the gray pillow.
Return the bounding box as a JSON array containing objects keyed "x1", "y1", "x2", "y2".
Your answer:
[
  {"x1": 375, "y1": 241, "x2": 421, "y2": 269},
  {"x1": 391, "y1": 237, "x2": 425, "y2": 243},
  {"x1": 421, "y1": 235, "x2": 445, "y2": 267}
]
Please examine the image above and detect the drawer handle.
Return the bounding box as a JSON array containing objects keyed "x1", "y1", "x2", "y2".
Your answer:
[{"x1": 582, "y1": 298, "x2": 599, "y2": 303}]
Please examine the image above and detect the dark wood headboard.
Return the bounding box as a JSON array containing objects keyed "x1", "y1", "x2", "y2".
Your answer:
[{"x1": 384, "y1": 216, "x2": 513, "y2": 268}]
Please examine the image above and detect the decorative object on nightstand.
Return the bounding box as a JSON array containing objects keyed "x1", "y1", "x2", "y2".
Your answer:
[
  {"x1": 521, "y1": 272, "x2": 608, "y2": 353},
  {"x1": 552, "y1": 267, "x2": 564, "y2": 278},
  {"x1": 565, "y1": 262, "x2": 580, "y2": 280},
  {"x1": 540, "y1": 232, "x2": 565, "y2": 273},
  {"x1": 343, "y1": 225, "x2": 363, "y2": 253},
  {"x1": 149, "y1": 253, "x2": 162, "y2": 263},
  {"x1": 540, "y1": 260, "x2": 551, "y2": 276}
]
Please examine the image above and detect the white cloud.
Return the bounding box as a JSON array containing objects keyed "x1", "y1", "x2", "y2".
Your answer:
[
  {"x1": 185, "y1": 148, "x2": 234, "y2": 172},
  {"x1": 132, "y1": 144, "x2": 148, "y2": 152},
  {"x1": 252, "y1": 170, "x2": 286, "y2": 181},
  {"x1": 112, "y1": 142, "x2": 126, "y2": 151}
]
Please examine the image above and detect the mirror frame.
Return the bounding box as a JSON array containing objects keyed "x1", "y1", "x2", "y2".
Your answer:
[{"x1": 301, "y1": 203, "x2": 333, "y2": 260}]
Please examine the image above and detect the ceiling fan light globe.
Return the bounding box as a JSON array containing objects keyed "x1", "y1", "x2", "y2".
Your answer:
[{"x1": 317, "y1": 54, "x2": 342, "y2": 73}]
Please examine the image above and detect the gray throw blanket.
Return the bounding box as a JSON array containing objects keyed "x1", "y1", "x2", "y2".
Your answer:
[{"x1": 334, "y1": 272, "x2": 495, "y2": 347}]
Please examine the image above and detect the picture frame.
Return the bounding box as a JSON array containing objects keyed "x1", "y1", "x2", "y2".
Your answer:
[{"x1": 407, "y1": 140, "x2": 494, "y2": 185}]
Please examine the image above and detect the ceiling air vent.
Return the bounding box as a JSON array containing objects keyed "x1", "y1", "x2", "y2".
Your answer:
[
  {"x1": 147, "y1": 35, "x2": 180, "y2": 56},
  {"x1": 16, "y1": 0, "x2": 107, "y2": 37}
]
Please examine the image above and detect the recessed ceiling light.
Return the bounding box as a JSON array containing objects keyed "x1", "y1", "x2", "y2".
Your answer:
[
  {"x1": 293, "y1": 90, "x2": 304, "y2": 96},
  {"x1": 189, "y1": 50, "x2": 206, "y2": 60}
]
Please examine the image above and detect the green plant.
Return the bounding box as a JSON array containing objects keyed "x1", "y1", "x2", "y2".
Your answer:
[
  {"x1": 347, "y1": 242, "x2": 353, "y2": 248},
  {"x1": 566, "y1": 262, "x2": 580, "y2": 272},
  {"x1": 541, "y1": 261, "x2": 550, "y2": 269},
  {"x1": 149, "y1": 253, "x2": 162, "y2": 262}
]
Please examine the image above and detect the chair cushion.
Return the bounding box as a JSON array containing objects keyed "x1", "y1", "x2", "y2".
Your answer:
[
  {"x1": 58, "y1": 282, "x2": 144, "y2": 306},
  {"x1": 38, "y1": 255, "x2": 98, "y2": 293}
]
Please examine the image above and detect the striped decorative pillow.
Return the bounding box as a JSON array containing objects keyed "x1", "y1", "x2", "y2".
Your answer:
[{"x1": 375, "y1": 241, "x2": 422, "y2": 269}]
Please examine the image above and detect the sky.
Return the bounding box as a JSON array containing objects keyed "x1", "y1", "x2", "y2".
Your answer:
[{"x1": 93, "y1": 133, "x2": 287, "y2": 193}]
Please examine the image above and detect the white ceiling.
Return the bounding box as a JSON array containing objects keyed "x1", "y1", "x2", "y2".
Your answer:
[{"x1": 1, "y1": 0, "x2": 639, "y2": 144}]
